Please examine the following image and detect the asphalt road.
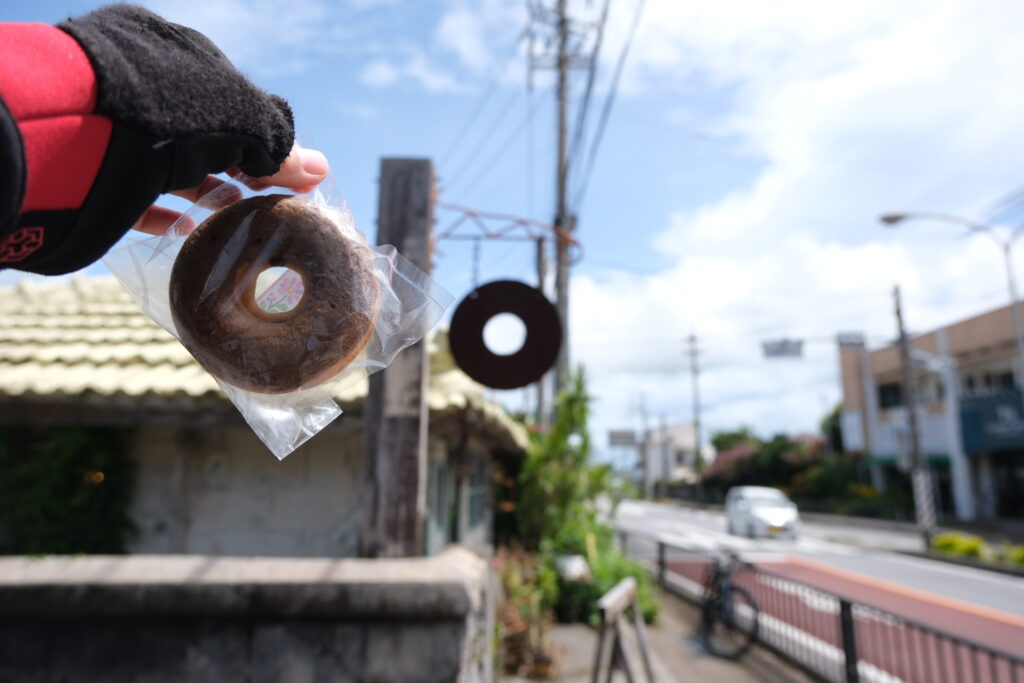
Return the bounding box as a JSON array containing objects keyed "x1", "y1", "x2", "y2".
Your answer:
[{"x1": 613, "y1": 500, "x2": 1024, "y2": 622}]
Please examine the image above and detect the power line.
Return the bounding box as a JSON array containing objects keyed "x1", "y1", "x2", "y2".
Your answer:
[
  {"x1": 441, "y1": 87, "x2": 524, "y2": 195},
  {"x1": 702, "y1": 375, "x2": 839, "y2": 412},
  {"x1": 437, "y1": 25, "x2": 529, "y2": 169},
  {"x1": 567, "y1": 0, "x2": 609, "y2": 180},
  {"x1": 572, "y1": 0, "x2": 646, "y2": 211},
  {"x1": 450, "y1": 94, "x2": 547, "y2": 200}
]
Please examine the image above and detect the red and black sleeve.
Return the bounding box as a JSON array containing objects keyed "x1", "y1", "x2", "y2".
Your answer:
[
  {"x1": 0, "y1": 23, "x2": 115, "y2": 272},
  {"x1": 0, "y1": 5, "x2": 294, "y2": 276}
]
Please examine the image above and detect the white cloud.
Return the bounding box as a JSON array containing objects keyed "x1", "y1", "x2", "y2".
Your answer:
[
  {"x1": 333, "y1": 102, "x2": 378, "y2": 120},
  {"x1": 143, "y1": 0, "x2": 341, "y2": 78},
  {"x1": 569, "y1": 0, "x2": 1024, "y2": 454},
  {"x1": 404, "y1": 53, "x2": 464, "y2": 93},
  {"x1": 435, "y1": 7, "x2": 490, "y2": 71},
  {"x1": 360, "y1": 59, "x2": 400, "y2": 88},
  {"x1": 359, "y1": 53, "x2": 463, "y2": 93}
]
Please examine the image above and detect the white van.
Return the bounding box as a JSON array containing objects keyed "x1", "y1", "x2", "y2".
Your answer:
[{"x1": 725, "y1": 486, "x2": 799, "y2": 539}]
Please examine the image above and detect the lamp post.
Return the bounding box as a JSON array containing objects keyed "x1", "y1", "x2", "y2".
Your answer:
[{"x1": 880, "y1": 212, "x2": 1024, "y2": 390}]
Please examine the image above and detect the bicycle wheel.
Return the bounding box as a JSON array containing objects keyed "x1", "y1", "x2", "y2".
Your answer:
[{"x1": 704, "y1": 586, "x2": 759, "y2": 659}]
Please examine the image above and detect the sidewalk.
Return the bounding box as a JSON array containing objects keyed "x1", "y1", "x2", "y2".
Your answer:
[{"x1": 503, "y1": 589, "x2": 812, "y2": 682}]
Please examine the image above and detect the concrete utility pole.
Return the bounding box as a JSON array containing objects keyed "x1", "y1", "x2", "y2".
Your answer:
[
  {"x1": 553, "y1": 0, "x2": 574, "y2": 396},
  {"x1": 638, "y1": 394, "x2": 652, "y2": 498},
  {"x1": 359, "y1": 158, "x2": 434, "y2": 558},
  {"x1": 687, "y1": 333, "x2": 703, "y2": 474},
  {"x1": 894, "y1": 285, "x2": 937, "y2": 546},
  {"x1": 536, "y1": 236, "x2": 549, "y2": 428},
  {"x1": 659, "y1": 414, "x2": 671, "y2": 498}
]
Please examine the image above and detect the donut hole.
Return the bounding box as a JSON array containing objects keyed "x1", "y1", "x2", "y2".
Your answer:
[
  {"x1": 254, "y1": 266, "x2": 305, "y2": 315},
  {"x1": 483, "y1": 313, "x2": 526, "y2": 357}
]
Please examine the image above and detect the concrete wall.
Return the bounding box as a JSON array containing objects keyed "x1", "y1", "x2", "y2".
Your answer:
[
  {"x1": 0, "y1": 549, "x2": 495, "y2": 683},
  {"x1": 129, "y1": 426, "x2": 364, "y2": 556},
  {"x1": 129, "y1": 425, "x2": 495, "y2": 558}
]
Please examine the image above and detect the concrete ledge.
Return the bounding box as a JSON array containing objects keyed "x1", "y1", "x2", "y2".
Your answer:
[
  {"x1": 0, "y1": 547, "x2": 495, "y2": 683},
  {"x1": 0, "y1": 547, "x2": 485, "y2": 620}
]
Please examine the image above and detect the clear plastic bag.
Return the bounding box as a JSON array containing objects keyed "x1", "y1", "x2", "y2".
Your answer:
[{"x1": 104, "y1": 177, "x2": 453, "y2": 459}]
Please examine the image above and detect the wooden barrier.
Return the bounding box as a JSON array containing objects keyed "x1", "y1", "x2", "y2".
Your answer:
[{"x1": 591, "y1": 577, "x2": 656, "y2": 683}]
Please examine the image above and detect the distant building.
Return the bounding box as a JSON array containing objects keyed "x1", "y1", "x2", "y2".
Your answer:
[
  {"x1": 838, "y1": 302, "x2": 1024, "y2": 520},
  {"x1": 633, "y1": 422, "x2": 702, "y2": 494}
]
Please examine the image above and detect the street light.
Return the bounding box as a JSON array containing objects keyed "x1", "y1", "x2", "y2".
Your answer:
[{"x1": 880, "y1": 212, "x2": 1024, "y2": 388}]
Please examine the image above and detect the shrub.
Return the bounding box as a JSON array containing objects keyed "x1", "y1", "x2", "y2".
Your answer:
[
  {"x1": 0, "y1": 427, "x2": 135, "y2": 554},
  {"x1": 932, "y1": 532, "x2": 985, "y2": 559},
  {"x1": 1005, "y1": 544, "x2": 1024, "y2": 566},
  {"x1": 512, "y1": 368, "x2": 659, "y2": 628}
]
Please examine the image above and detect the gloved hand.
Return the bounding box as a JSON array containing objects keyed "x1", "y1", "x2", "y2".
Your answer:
[{"x1": 0, "y1": 4, "x2": 304, "y2": 275}]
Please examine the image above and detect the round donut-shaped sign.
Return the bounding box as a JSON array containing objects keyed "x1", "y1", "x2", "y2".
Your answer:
[{"x1": 448, "y1": 280, "x2": 562, "y2": 390}]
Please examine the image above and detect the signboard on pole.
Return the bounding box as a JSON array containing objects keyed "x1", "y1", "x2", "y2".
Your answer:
[
  {"x1": 836, "y1": 332, "x2": 866, "y2": 348},
  {"x1": 608, "y1": 430, "x2": 638, "y2": 447},
  {"x1": 762, "y1": 338, "x2": 804, "y2": 358}
]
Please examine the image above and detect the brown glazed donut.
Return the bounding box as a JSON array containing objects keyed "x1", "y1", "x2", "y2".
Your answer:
[{"x1": 169, "y1": 194, "x2": 380, "y2": 393}]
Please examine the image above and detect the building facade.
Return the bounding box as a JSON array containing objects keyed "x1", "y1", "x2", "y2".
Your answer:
[
  {"x1": 632, "y1": 422, "x2": 701, "y2": 496},
  {"x1": 0, "y1": 277, "x2": 527, "y2": 557},
  {"x1": 839, "y1": 303, "x2": 1024, "y2": 520}
]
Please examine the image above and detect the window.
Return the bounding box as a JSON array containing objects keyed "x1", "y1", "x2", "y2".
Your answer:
[
  {"x1": 965, "y1": 375, "x2": 976, "y2": 393},
  {"x1": 999, "y1": 371, "x2": 1016, "y2": 390},
  {"x1": 468, "y1": 466, "x2": 489, "y2": 527},
  {"x1": 878, "y1": 382, "x2": 903, "y2": 408}
]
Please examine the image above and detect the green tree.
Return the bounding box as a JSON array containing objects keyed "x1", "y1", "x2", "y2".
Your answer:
[
  {"x1": 711, "y1": 427, "x2": 757, "y2": 454},
  {"x1": 515, "y1": 368, "x2": 658, "y2": 624},
  {"x1": 518, "y1": 368, "x2": 600, "y2": 553},
  {"x1": 0, "y1": 427, "x2": 136, "y2": 554},
  {"x1": 820, "y1": 403, "x2": 844, "y2": 453}
]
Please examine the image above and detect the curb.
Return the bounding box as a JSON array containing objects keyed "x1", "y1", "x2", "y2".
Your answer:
[{"x1": 898, "y1": 550, "x2": 1024, "y2": 579}]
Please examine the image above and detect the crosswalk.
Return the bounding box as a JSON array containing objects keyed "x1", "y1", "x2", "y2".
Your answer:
[{"x1": 614, "y1": 500, "x2": 861, "y2": 558}]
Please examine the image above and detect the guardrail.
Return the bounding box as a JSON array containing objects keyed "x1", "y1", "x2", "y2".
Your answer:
[{"x1": 617, "y1": 528, "x2": 1024, "y2": 683}]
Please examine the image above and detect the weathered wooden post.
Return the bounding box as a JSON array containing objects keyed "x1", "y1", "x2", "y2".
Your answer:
[{"x1": 359, "y1": 158, "x2": 434, "y2": 558}]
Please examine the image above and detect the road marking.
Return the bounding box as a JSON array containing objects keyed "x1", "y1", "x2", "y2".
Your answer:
[
  {"x1": 786, "y1": 554, "x2": 1024, "y2": 629},
  {"x1": 883, "y1": 553, "x2": 1024, "y2": 588}
]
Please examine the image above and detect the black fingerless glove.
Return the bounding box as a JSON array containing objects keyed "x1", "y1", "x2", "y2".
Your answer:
[
  {"x1": 3, "y1": 4, "x2": 294, "y2": 275},
  {"x1": 59, "y1": 4, "x2": 294, "y2": 188}
]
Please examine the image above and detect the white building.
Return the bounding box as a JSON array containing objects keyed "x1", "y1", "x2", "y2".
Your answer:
[{"x1": 839, "y1": 302, "x2": 1024, "y2": 520}]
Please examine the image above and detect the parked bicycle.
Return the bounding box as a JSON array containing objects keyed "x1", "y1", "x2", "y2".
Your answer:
[{"x1": 699, "y1": 548, "x2": 760, "y2": 659}]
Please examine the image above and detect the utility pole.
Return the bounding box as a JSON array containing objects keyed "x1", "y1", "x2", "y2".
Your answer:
[
  {"x1": 660, "y1": 414, "x2": 671, "y2": 499},
  {"x1": 528, "y1": 0, "x2": 598, "y2": 400},
  {"x1": 536, "y1": 236, "x2": 549, "y2": 428},
  {"x1": 360, "y1": 158, "x2": 434, "y2": 558},
  {"x1": 638, "y1": 394, "x2": 652, "y2": 498},
  {"x1": 553, "y1": 0, "x2": 574, "y2": 396},
  {"x1": 894, "y1": 285, "x2": 936, "y2": 546},
  {"x1": 687, "y1": 333, "x2": 703, "y2": 475}
]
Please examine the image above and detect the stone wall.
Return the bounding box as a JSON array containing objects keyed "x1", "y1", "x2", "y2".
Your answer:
[{"x1": 0, "y1": 548, "x2": 494, "y2": 683}]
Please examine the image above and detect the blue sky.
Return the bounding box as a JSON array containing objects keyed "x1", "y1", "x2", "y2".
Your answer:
[{"x1": 8, "y1": 0, "x2": 1024, "y2": 463}]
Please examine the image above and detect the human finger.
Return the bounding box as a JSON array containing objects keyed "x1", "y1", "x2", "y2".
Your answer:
[
  {"x1": 130, "y1": 205, "x2": 196, "y2": 236},
  {"x1": 169, "y1": 175, "x2": 243, "y2": 206},
  {"x1": 236, "y1": 143, "x2": 329, "y2": 192}
]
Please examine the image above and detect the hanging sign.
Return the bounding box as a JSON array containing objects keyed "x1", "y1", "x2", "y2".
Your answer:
[{"x1": 448, "y1": 280, "x2": 562, "y2": 390}]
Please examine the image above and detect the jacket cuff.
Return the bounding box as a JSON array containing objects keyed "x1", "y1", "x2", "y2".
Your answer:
[{"x1": 0, "y1": 23, "x2": 111, "y2": 268}]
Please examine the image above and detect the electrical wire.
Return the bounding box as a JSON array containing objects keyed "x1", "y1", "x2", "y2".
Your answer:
[
  {"x1": 437, "y1": 25, "x2": 529, "y2": 170},
  {"x1": 702, "y1": 375, "x2": 838, "y2": 412},
  {"x1": 567, "y1": 0, "x2": 610, "y2": 183},
  {"x1": 441, "y1": 87, "x2": 524, "y2": 195},
  {"x1": 572, "y1": 0, "x2": 646, "y2": 211},
  {"x1": 527, "y1": 72, "x2": 535, "y2": 218},
  {"x1": 448, "y1": 93, "x2": 547, "y2": 200}
]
